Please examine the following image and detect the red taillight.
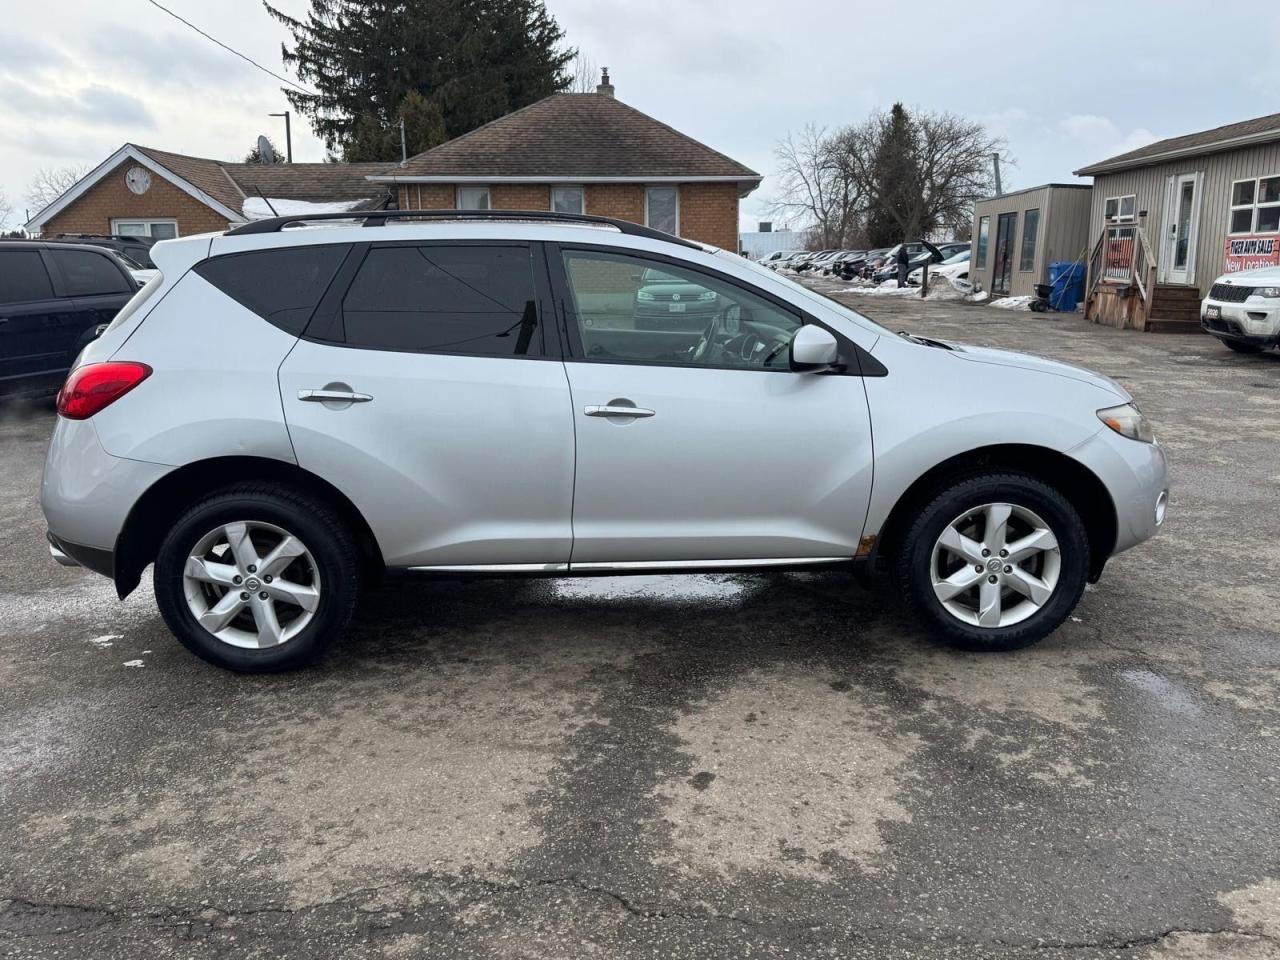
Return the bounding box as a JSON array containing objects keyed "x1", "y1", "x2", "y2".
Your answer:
[{"x1": 56, "y1": 362, "x2": 152, "y2": 420}]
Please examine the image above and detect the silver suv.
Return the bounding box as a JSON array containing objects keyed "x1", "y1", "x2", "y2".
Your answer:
[{"x1": 42, "y1": 211, "x2": 1169, "y2": 672}]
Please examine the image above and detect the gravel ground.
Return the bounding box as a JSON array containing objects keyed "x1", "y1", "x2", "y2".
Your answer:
[{"x1": 2, "y1": 287, "x2": 1278, "y2": 959}]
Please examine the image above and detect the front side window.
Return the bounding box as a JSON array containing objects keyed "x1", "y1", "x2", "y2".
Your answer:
[
  {"x1": 975, "y1": 217, "x2": 990, "y2": 268},
  {"x1": 456, "y1": 186, "x2": 490, "y2": 210},
  {"x1": 195, "y1": 244, "x2": 349, "y2": 335},
  {"x1": 1229, "y1": 176, "x2": 1280, "y2": 234},
  {"x1": 560, "y1": 250, "x2": 803, "y2": 371},
  {"x1": 645, "y1": 186, "x2": 678, "y2": 235},
  {"x1": 1104, "y1": 194, "x2": 1136, "y2": 223},
  {"x1": 552, "y1": 186, "x2": 584, "y2": 215},
  {"x1": 1019, "y1": 208, "x2": 1039, "y2": 272},
  {"x1": 112, "y1": 219, "x2": 178, "y2": 240},
  {"x1": 48, "y1": 249, "x2": 132, "y2": 296},
  {"x1": 341, "y1": 244, "x2": 541, "y2": 357}
]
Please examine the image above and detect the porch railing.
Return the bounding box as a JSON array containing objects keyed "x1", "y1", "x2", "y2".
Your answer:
[{"x1": 1085, "y1": 221, "x2": 1158, "y2": 327}]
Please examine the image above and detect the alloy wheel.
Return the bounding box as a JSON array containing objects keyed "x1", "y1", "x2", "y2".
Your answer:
[
  {"x1": 182, "y1": 521, "x2": 321, "y2": 649},
  {"x1": 928, "y1": 502, "x2": 1061, "y2": 628}
]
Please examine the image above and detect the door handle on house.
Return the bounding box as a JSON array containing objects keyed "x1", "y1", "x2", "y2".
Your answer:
[
  {"x1": 298, "y1": 388, "x2": 373, "y2": 403},
  {"x1": 585, "y1": 404, "x2": 655, "y2": 419}
]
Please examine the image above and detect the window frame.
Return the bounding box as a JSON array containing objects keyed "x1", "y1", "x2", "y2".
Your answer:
[
  {"x1": 455, "y1": 186, "x2": 491, "y2": 211},
  {"x1": 302, "y1": 239, "x2": 557, "y2": 361},
  {"x1": 644, "y1": 185, "x2": 680, "y2": 235},
  {"x1": 975, "y1": 216, "x2": 990, "y2": 269},
  {"x1": 544, "y1": 241, "x2": 873, "y2": 377},
  {"x1": 110, "y1": 218, "x2": 179, "y2": 239},
  {"x1": 551, "y1": 185, "x2": 585, "y2": 215},
  {"x1": 1103, "y1": 194, "x2": 1136, "y2": 224},
  {"x1": 1018, "y1": 208, "x2": 1040, "y2": 273},
  {"x1": 1228, "y1": 175, "x2": 1280, "y2": 236}
]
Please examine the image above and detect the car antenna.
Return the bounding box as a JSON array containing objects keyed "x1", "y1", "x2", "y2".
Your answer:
[{"x1": 253, "y1": 186, "x2": 279, "y2": 217}]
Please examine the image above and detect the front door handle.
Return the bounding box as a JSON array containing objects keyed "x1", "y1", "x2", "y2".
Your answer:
[
  {"x1": 585, "y1": 404, "x2": 655, "y2": 419},
  {"x1": 298, "y1": 388, "x2": 373, "y2": 403}
]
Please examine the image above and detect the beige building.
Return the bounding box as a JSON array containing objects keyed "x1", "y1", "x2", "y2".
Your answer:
[
  {"x1": 1075, "y1": 111, "x2": 1280, "y2": 331},
  {"x1": 969, "y1": 184, "x2": 1092, "y2": 298}
]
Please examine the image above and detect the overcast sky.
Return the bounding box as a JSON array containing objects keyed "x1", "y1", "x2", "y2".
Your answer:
[{"x1": 3, "y1": 0, "x2": 1278, "y2": 232}]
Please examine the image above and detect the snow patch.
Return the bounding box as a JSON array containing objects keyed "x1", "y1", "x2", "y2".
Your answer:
[
  {"x1": 242, "y1": 197, "x2": 367, "y2": 220},
  {"x1": 85, "y1": 635, "x2": 121, "y2": 649},
  {"x1": 122, "y1": 660, "x2": 145, "y2": 668},
  {"x1": 990, "y1": 295, "x2": 1035, "y2": 311}
]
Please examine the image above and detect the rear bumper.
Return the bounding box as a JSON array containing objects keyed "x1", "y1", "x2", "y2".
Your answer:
[{"x1": 47, "y1": 530, "x2": 115, "y2": 577}]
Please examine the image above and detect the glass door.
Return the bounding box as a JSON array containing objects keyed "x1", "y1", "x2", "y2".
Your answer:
[
  {"x1": 993, "y1": 212, "x2": 1017, "y2": 295},
  {"x1": 1167, "y1": 174, "x2": 1197, "y2": 285}
]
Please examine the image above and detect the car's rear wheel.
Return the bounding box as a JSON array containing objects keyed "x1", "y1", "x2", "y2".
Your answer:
[
  {"x1": 896, "y1": 473, "x2": 1089, "y2": 651},
  {"x1": 1219, "y1": 337, "x2": 1264, "y2": 354},
  {"x1": 154, "y1": 484, "x2": 359, "y2": 672}
]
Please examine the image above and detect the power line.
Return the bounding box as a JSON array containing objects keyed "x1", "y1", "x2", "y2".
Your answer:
[{"x1": 142, "y1": 0, "x2": 315, "y2": 96}]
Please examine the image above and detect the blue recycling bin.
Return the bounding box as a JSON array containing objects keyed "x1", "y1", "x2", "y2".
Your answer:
[{"x1": 1048, "y1": 261, "x2": 1086, "y2": 312}]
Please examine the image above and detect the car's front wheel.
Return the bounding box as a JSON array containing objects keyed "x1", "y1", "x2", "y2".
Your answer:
[
  {"x1": 897, "y1": 473, "x2": 1089, "y2": 651},
  {"x1": 154, "y1": 484, "x2": 360, "y2": 672}
]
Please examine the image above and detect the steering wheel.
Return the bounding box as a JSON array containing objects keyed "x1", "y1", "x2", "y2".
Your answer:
[{"x1": 689, "y1": 314, "x2": 721, "y2": 363}]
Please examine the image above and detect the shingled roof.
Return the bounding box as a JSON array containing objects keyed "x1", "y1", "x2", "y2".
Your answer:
[
  {"x1": 372, "y1": 92, "x2": 760, "y2": 190},
  {"x1": 1075, "y1": 111, "x2": 1280, "y2": 176}
]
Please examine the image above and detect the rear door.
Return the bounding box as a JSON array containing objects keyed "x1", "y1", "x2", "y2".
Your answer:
[
  {"x1": 277, "y1": 241, "x2": 575, "y2": 569},
  {"x1": 0, "y1": 249, "x2": 79, "y2": 394}
]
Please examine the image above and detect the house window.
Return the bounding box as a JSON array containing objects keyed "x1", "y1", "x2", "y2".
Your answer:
[
  {"x1": 551, "y1": 186, "x2": 584, "y2": 215},
  {"x1": 1229, "y1": 176, "x2": 1280, "y2": 235},
  {"x1": 645, "y1": 186, "x2": 679, "y2": 235},
  {"x1": 1019, "y1": 208, "x2": 1039, "y2": 272},
  {"x1": 975, "y1": 216, "x2": 990, "y2": 268},
  {"x1": 456, "y1": 186, "x2": 490, "y2": 210},
  {"x1": 1104, "y1": 195, "x2": 1136, "y2": 223},
  {"x1": 112, "y1": 219, "x2": 178, "y2": 240}
]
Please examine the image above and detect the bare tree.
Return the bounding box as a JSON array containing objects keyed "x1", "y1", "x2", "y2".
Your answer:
[
  {"x1": 25, "y1": 164, "x2": 91, "y2": 213},
  {"x1": 767, "y1": 125, "x2": 865, "y2": 248},
  {"x1": 569, "y1": 52, "x2": 599, "y2": 93},
  {"x1": 0, "y1": 187, "x2": 13, "y2": 232}
]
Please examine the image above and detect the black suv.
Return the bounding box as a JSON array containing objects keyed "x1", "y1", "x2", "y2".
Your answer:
[
  {"x1": 43, "y1": 234, "x2": 158, "y2": 272},
  {"x1": 0, "y1": 241, "x2": 139, "y2": 398}
]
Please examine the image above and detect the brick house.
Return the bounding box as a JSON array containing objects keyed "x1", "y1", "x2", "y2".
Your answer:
[
  {"x1": 25, "y1": 143, "x2": 392, "y2": 239},
  {"x1": 369, "y1": 72, "x2": 761, "y2": 250}
]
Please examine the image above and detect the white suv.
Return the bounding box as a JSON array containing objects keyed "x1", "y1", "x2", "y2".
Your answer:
[
  {"x1": 42, "y1": 211, "x2": 1168, "y2": 672},
  {"x1": 1201, "y1": 265, "x2": 1280, "y2": 352}
]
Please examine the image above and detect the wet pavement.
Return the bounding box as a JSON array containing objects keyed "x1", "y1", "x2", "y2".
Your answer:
[{"x1": 2, "y1": 291, "x2": 1279, "y2": 959}]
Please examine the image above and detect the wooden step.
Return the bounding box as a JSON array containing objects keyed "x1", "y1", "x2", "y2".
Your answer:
[
  {"x1": 1149, "y1": 305, "x2": 1202, "y2": 322},
  {"x1": 1145, "y1": 316, "x2": 1205, "y2": 334}
]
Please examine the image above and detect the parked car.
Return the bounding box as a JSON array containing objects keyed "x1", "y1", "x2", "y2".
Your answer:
[
  {"x1": 840, "y1": 247, "x2": 892, "y2": 281},
  {"x1": 755, "y1": 250, "x2": 794, "y2": 268},
  {"x1": 821, "y1": 251, "x2": 863, "y2": 276},
  {"x1": 793, "y1": 250, "x2": 837, "y2": 273},
  {"x1": 0, "y1": 240, "x2": 139, "y2": 398},
  {"x1": 766, "y1": 251, "x2": 806, "y2": 270},
  {"x1": 42, "y1": 210, "x2": 1168, "y2": 672},
  {"x1": 871, "y1": 241, "x2": 969, "y2": 285},
  {"x1": 908, "y1": 249, "x2": 971, "y2": 286},
  {"x1": 1200, "y1": 266, "x2": 1280, "y2": 353},
  {"x1": 43, "y1": 234, "x2": 160, "y2": 286},
  {"x1": 633, "y1": 265, "x2": 719, "y2": 330}
]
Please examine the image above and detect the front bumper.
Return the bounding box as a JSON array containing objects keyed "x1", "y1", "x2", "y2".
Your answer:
[
  {"x1": 1071, "y1": 427, "x2": 1169, "y2": 557},
  {"x1": 1201, "y1": 296, "x2": 1280, "y2": 345}
]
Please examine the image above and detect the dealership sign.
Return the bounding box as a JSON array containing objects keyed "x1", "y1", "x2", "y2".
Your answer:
[{"x1": 1223, "y1": 234, "x2": 1280, "y2": 273}]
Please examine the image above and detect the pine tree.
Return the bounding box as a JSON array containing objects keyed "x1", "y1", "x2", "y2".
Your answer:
[
  {"x1": 265, "y1": 0, "x2": 575, "y2": 161},
  {"x1": 866, "y1": 103, "x2": 923, "y2": 247}
]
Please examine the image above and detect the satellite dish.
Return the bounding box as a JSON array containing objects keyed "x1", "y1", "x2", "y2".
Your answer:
[{"x1": 256, "y1": 135, "x2": 275, "y2": 164}]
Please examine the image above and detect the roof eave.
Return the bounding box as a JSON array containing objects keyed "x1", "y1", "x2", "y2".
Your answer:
[
  {"x1": 366, "y1": 173, "x2": 760, "y2": 185},
  {"x1": 1074, "y1": 126, "x2": 1280, "y2": 177}
]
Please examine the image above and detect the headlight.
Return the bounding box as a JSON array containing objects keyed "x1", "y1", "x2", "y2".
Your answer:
[
  {"x1": 636, "y1": 290, "x2": 655, "y2": 301},
  {"x1": 1098, "y1": 402, "x2": 1155, "y2": 443},
  {"x1": 1254, "y1": 286, "x2": 1280, "y2": 298}
]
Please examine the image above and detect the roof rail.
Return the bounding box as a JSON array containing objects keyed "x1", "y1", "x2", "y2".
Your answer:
[{"x1": 224, "y1": 208, "x2": 702, "y2": 248}]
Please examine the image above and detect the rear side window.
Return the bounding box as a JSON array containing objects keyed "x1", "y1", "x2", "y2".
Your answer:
[
  {"x1": 0, "y1": 251, "x2": 55, "y2": 303},
  {"x1": 48, "y1": 249, "x2": 132, "y2": 296},
  {"x1": 340, "y1": 244, "x2": 541, "y2": 356},
  {"x1": 195, "y1": 244, "x2": 350, "y2": 335}
]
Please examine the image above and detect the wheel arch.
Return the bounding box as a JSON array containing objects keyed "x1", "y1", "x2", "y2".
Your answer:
[
  {"x1": 870, "y1": 443, "x2": 1117, "y2": 582},
  {"x1": 114, "y1": 456, "x2": 384, "y2": 598}
]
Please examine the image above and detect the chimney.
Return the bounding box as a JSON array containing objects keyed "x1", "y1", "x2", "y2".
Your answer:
[{"x1": 596, "y1": 67, "x2": 615, "y2": 97}]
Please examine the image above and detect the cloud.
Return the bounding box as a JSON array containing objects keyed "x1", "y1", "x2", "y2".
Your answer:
[
  {"x1": 0, "y1": 35, "x2": 69, "y2": 73},
  {"x1": 0, "y1": 79, "x2": 155, "y2": 129},
  {"x1": 1060, "y1": 114, "x2": 1160, "y2": 161},
  {"x1": 85, "y1": 26, "x2": 259, "y2": 91}
]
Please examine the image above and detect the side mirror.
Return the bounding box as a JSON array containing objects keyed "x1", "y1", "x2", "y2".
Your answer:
[{"x1": 790, "y1": 325, "x2": 839, "y2": 372}]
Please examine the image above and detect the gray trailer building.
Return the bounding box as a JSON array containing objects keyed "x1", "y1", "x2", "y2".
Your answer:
[{"x1": 969, "y1": 184, "x2": 1092, "y2": 298}]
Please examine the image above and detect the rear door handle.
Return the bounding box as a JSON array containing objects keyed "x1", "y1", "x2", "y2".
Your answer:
[
  {"x1": 584, "y1": 404, "x2": 655, "y2": 418},
  {"x1": 298, "y1": 388, "x2": 373, "y2": 403}
]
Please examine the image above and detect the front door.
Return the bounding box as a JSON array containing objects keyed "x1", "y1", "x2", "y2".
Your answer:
[
  {"x1": 551, "y1": 246, "x2": 874, "y2": 566},
  {"x1": 278, "y1": 241, "x2": 576, "y2": 569},
  {"x1": 993, "y1": 212, "x2": 1018, "y2": 295},
  {"x1": 1166, "y1": 174, "x2": 1199, "y2": 285}
]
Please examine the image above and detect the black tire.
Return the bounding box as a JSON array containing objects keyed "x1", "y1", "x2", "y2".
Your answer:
[
  {"x1": 154, "y1": 483, "x2": 360, "y2": 672},
  {"x1": 1219, "y1": 337, "x2": 1264, "y2": 354},
  {"x1": 895, "y1": 473, "x2": 1089, "y2": 652}
]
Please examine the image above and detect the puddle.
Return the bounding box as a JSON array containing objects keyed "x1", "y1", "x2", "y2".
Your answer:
[
  {"x1": 1119, "y1": 668, "x2": 1203, "y2": 717},
  {"x1": 552, "y1": 574, "x2": 751, "y2": 603}
]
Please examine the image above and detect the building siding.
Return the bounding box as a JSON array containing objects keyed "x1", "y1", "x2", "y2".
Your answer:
[
  {"x1": 970, "y1": 186, "x2": 1092, "y2": 298},
  {"x1": 40, "y1": 158, "x2": 235, "y2": 237},
  {"x1": 396, "y1": 181, "x2": 741, "y2": 250},
  {"x1": 1086, "y1": 141, "x2": 1280, "y2": 295}
]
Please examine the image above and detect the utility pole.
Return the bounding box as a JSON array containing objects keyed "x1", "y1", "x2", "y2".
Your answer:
[
  {"x1": 269, "y1": 111, "x2": 292, "y2": 162},
  {"x1": 992, "y1": 152, "x2": 1003, "y2": 196}
]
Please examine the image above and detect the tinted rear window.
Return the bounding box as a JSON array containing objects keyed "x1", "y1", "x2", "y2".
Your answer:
[
  {"x1": 49, "y1": 249, "x2": 133, "y2": 296},
  {"x1": 340, "y1": 244, "x2": 541, "y2": 356},
  {"x1": 195, "y1": 244, "x2": 350, "y2": 335},
  {"x1": 0, "y1": 250, "x2": 55, "y2": 303}
]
